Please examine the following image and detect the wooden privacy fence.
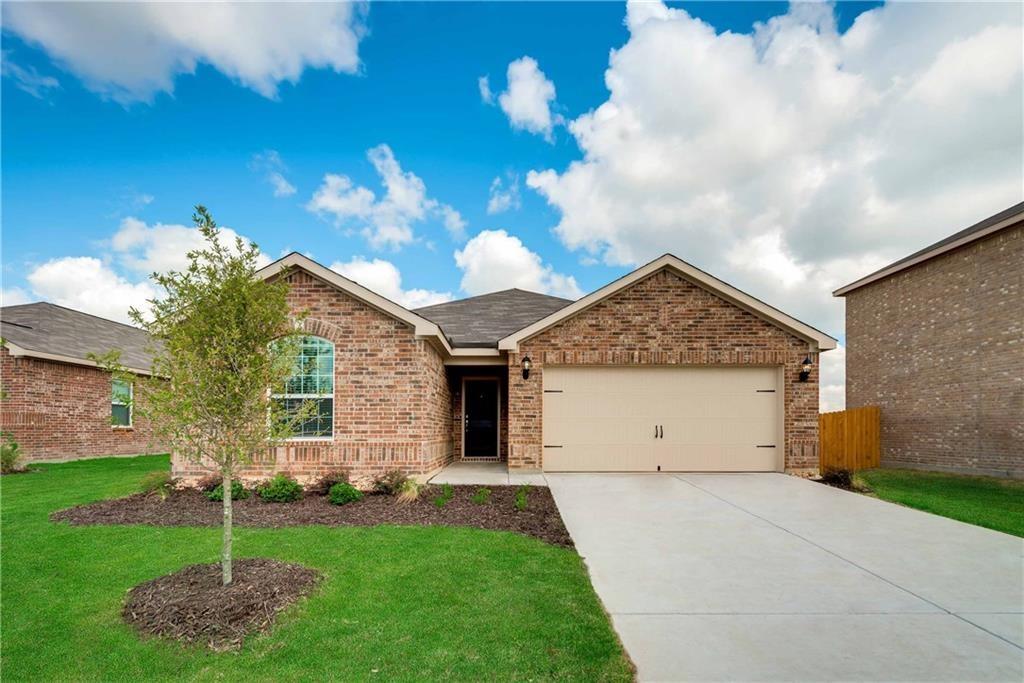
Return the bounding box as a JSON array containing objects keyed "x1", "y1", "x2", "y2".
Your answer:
[{"x1": 819, "y1": 405, "x2": 881, "y2": 472}]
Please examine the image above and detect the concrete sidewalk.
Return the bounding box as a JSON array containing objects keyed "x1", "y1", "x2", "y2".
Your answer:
[
  {"x1": 547, "y1": 472, "x2": 1023, "y2": 682},
  {"x1": 428, "y1": 460, "x2": 548, "y2": 487}
]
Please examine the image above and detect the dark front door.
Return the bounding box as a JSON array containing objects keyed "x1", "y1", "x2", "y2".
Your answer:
[{"x1": 464, "y1": 379, "x2": 499, "y2": 458}]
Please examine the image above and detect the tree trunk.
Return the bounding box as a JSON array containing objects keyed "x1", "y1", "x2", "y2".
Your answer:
[{"x1": 222, "y1": 469, "x2": 233, "y2": 586}]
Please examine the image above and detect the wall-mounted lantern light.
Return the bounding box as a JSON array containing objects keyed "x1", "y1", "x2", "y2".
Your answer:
[
  {"x1": 521, "y1": 355, "x2": 532, "y2": 380},
  {"x1": 799, "y1": 355, "x2": 813, "y2": 382}
]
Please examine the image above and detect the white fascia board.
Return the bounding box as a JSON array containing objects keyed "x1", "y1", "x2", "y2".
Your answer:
[
  {"x1": 498, "y1": 254, "x2": 838, "y2": 352},
  {"x1": 257, "y1": 253, "x2": 454, "y2": 356}
]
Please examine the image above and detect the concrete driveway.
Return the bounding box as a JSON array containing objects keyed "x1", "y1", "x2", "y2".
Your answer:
[{"x1": 547, "y1": 473, "x2": 1023, "y2": 682}]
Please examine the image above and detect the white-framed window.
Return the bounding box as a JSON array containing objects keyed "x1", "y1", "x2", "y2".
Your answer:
[
  {"x1": 272, "y1": 335, "x2": 334, "y2": 438},
  {"x1": 111, "y1": 378, "x2": 132, "y2": 427}
]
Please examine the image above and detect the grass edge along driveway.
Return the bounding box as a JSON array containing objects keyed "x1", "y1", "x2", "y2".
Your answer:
[
  {"x1": 856, "y1": 467, "x2": 1024, "y2": 537},
  {"x1": 1, "y1": 455, "x2": 633, "y2": 681}
]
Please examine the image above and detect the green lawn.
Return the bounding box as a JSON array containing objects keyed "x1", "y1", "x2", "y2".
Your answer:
[
  {"x1": 1, "y1": 456, "x2": 632, "y2": 682},
  {"x1": 856, "y1": 468, "x2": 1024, "y2": 537}
]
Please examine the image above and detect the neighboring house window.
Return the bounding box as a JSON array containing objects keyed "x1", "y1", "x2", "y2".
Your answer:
[
  {"x1": 273, "y1": 335, "x2": 334, "y2": 438},
  {"x1": 111, "y1": 379, "x2": 132, "y2": 427}
]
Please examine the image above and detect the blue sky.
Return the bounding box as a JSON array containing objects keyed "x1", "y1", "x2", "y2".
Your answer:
[{"x1": 2, "y1": 2, "x2": 1021, "y2": 410}]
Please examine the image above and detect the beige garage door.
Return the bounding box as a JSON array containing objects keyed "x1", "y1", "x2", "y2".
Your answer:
[{"x1": 542, "y1": 366, "x2": 781, "y2": 472}]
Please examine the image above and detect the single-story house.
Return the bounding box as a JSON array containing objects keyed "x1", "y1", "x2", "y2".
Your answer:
[
  {"x1": 174, "y1": 252, "x2": 837, "y2": 481},
  {"x1": 0, "y1": 302, "x2": 165, "y2": 462},
  {"x1": 835, "y1": 202, "x2": 1023, "y2": 478}
]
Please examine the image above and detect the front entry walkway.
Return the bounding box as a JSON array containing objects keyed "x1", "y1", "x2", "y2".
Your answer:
[
  {"x1": 547, "y1": 472, "x2": 1023, "y2": 682},
  {"x1": 429, "y1": 461, "x2": 548, "y2": 487}
]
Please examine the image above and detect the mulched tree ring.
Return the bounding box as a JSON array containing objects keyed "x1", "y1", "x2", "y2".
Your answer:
[{"x1": 123, "y1": 558, "x2": 320, "y2": 650}]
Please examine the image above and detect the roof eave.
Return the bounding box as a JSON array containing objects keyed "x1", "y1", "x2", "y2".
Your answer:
[
  {"x1": 3, "y1": 340, "x2": 154, "y2": 376},
  {"x1": 498, "y1": 254, "x2": 838, "y2": 352}
]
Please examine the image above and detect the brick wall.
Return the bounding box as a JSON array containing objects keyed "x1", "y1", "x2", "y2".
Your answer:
[
  {"x1": 0, "y1": 347, "x2": 164, "y2": 462},
  {"x1": 171, "y1": 269, "x2": 453, "y2": 483},
  {"x1": 845, "y1": 224, "x2": 1023, "y2": 477},
  {"x1": 507, "y1": 269, "x2": 820, "y2": 472}
]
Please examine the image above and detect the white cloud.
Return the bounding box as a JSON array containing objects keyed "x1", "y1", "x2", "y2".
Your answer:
[
  {"x1": 250, "y1": 150, "x2": 296, "y2": 197},
  {"x1": 819, "y1": 343, "x2": 846, "y2": 413},
  {"x1": 111, "y1": 216, "x2": 271, "y2": 274},
  {"x1": 2, "y1": 2, "x2": 366, "y2": 104},
  {"x1": 1, "y1": 287, "x2": 33, "y2": 307},
  {"x1": 454, "y1": 230, "x2": 582, "y2": 299},
  {"x1": 1, "y1": 51, "x2": 60, "y2": 98},
  {"x1": 527, "y1": 0, "x2": 1023, "y2": 350},
  {"x1": 496, "y1": 56, "x2": 560, "y2": 140},
  {"x1": 487, "y1": 174, "x2": 521, "y2": 215},
  {"x1": 307, "y1": 144, "x2": 467, "y2": 249},
  {"x1": 25, "y1": 257, "x2": 156, "y2": 324},
  {"x1": 330, "y1": 257, "x2": 451, "y2": 308},
  {"x1": 478, "y1": 75, "x2": 494, "y2": 104}
]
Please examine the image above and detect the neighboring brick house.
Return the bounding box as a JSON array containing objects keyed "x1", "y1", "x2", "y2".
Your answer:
[
  {"x1": 835, "y1": 202, "x2": 1024, "y2": 478},
  {"x1": 0, "y1": 303, "x2": 166, "y2": 462},
  {"x1": 175, "y1": 253, "x2": 836, "y2": 481}
]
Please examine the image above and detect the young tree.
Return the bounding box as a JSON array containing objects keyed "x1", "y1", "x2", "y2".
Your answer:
[{"x1": 117, "y1": 206, "x2": 311, "y2": 585}]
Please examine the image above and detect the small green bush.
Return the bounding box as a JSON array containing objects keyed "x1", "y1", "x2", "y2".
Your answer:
[
  {"x1": 307, "y1": 469, "x2": 349, "y2": 496},
  {"x1": 257, "y1": 473, "x2": 303, "y2": 503},
  {"x1": 328, "y1": 482, "x2": 363, "y2": 506},
  {"x1": 433, "y1": 483, "x2": 454, "y2": 508},
  {"x1": 206, "y1": 480, "x2": 249, "y2": 501},
  {"x1": 471, "y1": 487, "x2": 491, "y2": 505},
  {"x1": 373, "y1": 469, "x2": 410, "y2": 495},
  {"x1": 514, "y1": 484, "x2": 529, "y2": 511},
  {"x1": 1, "y1": 431, "x2": 23, "y2": 474},
  {"x1": 139, "y1": 471, "x2": 175, "y2": 500}
]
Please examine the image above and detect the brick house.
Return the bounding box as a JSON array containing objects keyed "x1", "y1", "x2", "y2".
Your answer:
[
  {"x1": 174, "y1": 253, "x2": 836, "y2": 482},
  {"x1": 0, "y1": 302, "x2": 165, "y2": 462},
  {"x1": 835, "y1": 202, "x2": 1024, "y2": 478}
]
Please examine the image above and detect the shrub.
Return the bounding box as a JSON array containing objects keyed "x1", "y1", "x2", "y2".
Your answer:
[
  {"x1": 471, "y1": 487, "x2": 491, "y2": 505},
  {"x1": 514, "y1": 484, "x2": 529, "y2": 511},
  {"x1": 396, "y1": 479, "x2": 423, "y2": 504},
  {"x1": 1, "y1": 432, "x2": 23, "y2": 474},
  {"x1": 433, "y1": 483, "x2": 454, "y2": 508},
  {"x1": 373, "y1": 469, "x2": 410, "y2": 495},
  {"x1": 328, "y1": 482, "x2": 363, "y2": 506},
  {"x1": 307, "y1": 469, "x2": 350, "y2": 496},
  {"x1": 206, "y1": 480, "x2": 250, "y2": 501},
  {"x1": 821, "y1": 469, "x2": 854, "y2": 490},
  {"x1": 139, "y1": 471, "x2": 175, "y2": 500},
  {"x1": 257, "y1": 473, "x2": 303, "y2": 503}
]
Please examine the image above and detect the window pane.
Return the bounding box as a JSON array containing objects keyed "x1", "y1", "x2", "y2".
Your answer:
[
  {"x1": 275, "y1": 397, "x2": 333, "y2": 438},
  {"x1": 112, "y1": 404, "x2": 131, "y2": 426},
  {"x1": 112, "y1": 379, "x2": 131, "y2": 404}
]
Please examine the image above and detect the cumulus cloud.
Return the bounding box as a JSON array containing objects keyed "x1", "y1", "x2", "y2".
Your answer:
[
  {"x1": 1, "y1": 287, "x2": 33, "y2": 307},
  {"x1": 478, "y1": 75, "x2": 494, "y2": 104},
  {"x1": 489, "y1": 56, "x2": 560, "y2": 140},
  {"x1": 250, "y1": 150, "x2": 296, "y2": 197},
  {"x1": 487, "y1": 174, "x2": 521, "y2": 215},
  {"x1": 2, "y1": 2, "x2": 366, "y2": 104},
  {"x1": 1, "y1": 51, "x2": 60, "y2": 98},
  {"x1": 307, "y1": 144, "x2": 467, "y2": 249},
  {"x1": 528, "y1": 0, "x2": 1023, "y2": 374},
  {"x1": 454, "y1": 230, "x2": 582, "y2": 299},
  {"x1": 25, "y1": 256, "x2": 157, "y2": 323},
  {"x1": 819, "y1": 343, "x2": 846, "y2": 413},
  {"x1": 111, "y1": 216, "x2": 271, "y2": 274},
  {"x1": 330, "y1": 256, "x2": 451, "y2": 308}
]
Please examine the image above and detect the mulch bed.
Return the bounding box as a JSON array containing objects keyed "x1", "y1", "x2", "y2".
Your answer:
[
  {"x1": 123, "y1": 558, "x2": 320, "y2": 650},
  {"x1": 52, "y1": 485, "x2": 574, "y2": 548}
]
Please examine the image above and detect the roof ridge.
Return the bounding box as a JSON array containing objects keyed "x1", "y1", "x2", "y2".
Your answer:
[{"x1": 413, "y1": 287, "x2": 571, "y2": 311}]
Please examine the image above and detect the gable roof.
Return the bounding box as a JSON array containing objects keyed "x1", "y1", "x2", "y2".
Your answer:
[
  {"x1": 834, "y1": 201, "x2": 1024, "y2": 296},
  {"x1": 498, "y1": 254, "x2": 838, "y2": 351},
  {"x1": 1, "y1": 302, "x2": 155, "y2": 374},
  {"x1": 414, "y1": 289, "x2": 573, "y2": 348},
  {"x1": 256, "y1": 253, "x2": 457, "y2": 354}
]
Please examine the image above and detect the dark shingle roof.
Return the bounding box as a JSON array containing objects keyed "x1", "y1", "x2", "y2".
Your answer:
[
  {"x1": 1, "y1": 302, "x2": 155, "y2": 370},
  {"x1": 414, "y1": 289, "x2": 574, "y2": 348}
]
